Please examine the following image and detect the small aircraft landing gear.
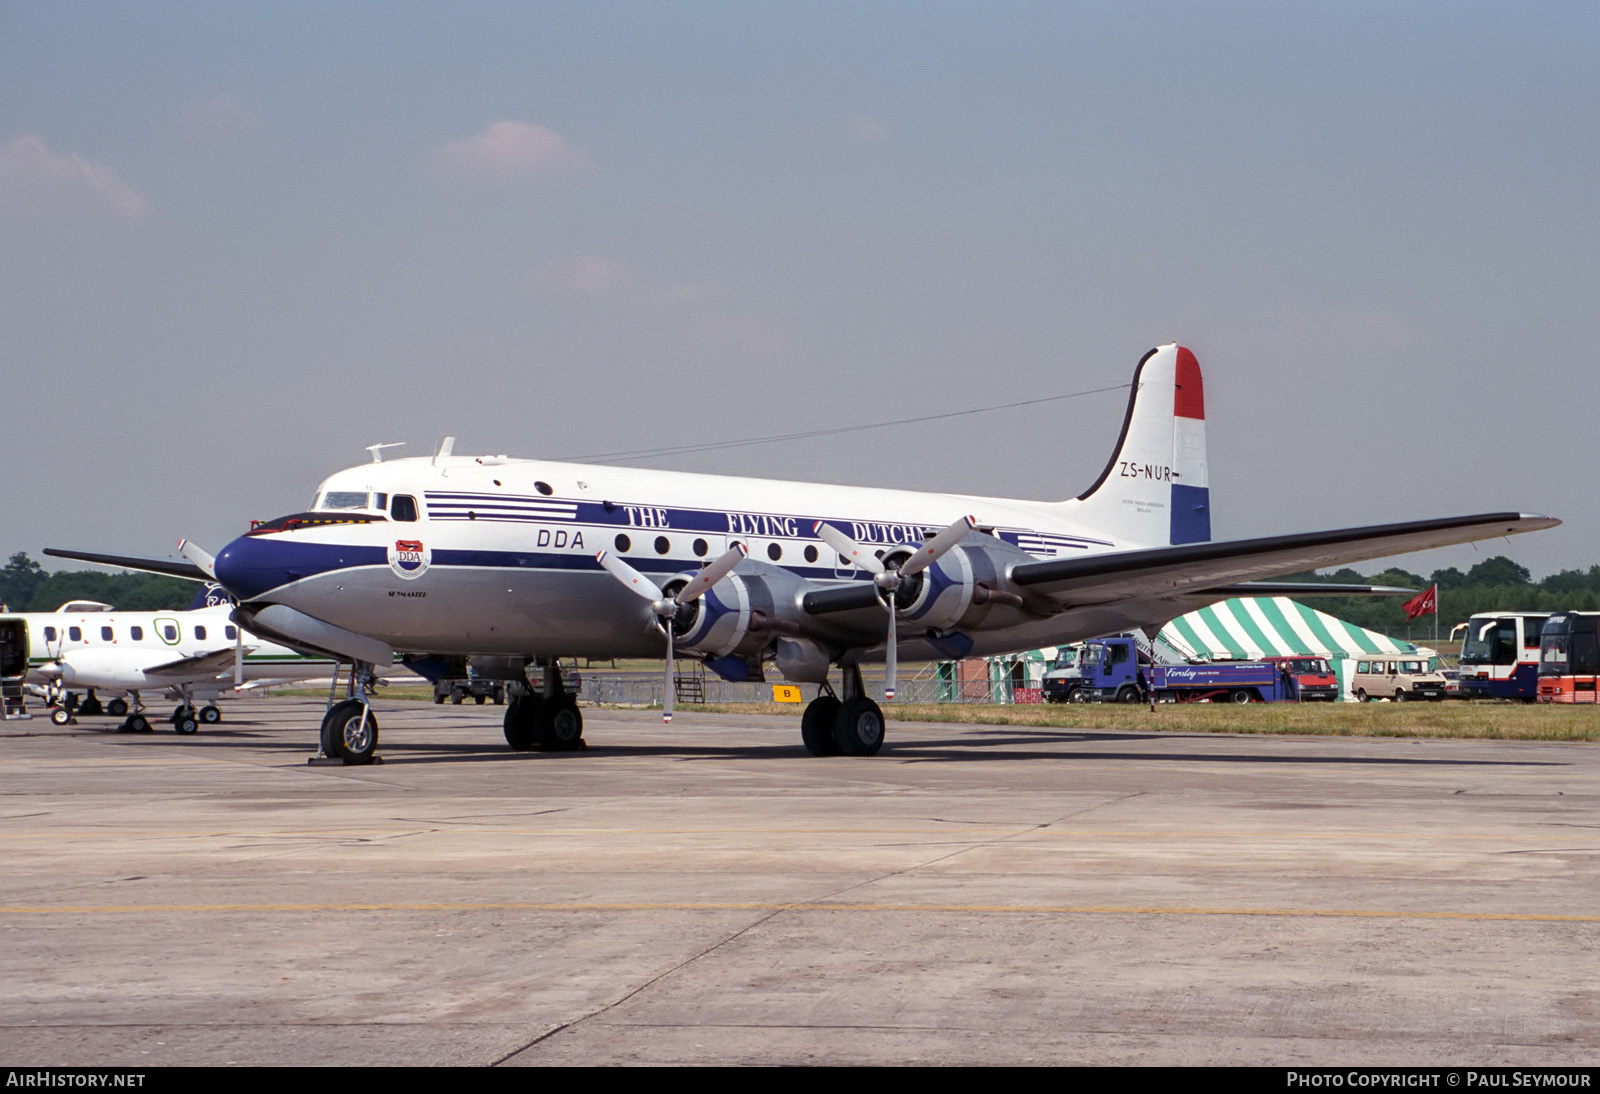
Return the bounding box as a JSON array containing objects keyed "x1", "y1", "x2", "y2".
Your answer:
[
  {"x1": 317, "y1": 662, "x2": 380, "y2": 765},
  {"x1": 77, "y1": 690, "x2": 103, "y2": 717},
  {"x1": 800, "y1": 665, "x2": 884, "y2": 757},
  {"x1": 503, "y1": 661, "x2": 584, "y2": 752}
]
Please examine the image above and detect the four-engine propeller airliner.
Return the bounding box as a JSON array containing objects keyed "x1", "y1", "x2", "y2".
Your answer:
[{"x1": 48, "y1": 344, "x2": 1558, "y2": 762}]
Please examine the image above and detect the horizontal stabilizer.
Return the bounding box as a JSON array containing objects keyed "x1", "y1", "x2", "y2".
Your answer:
[
  {"x1": 43, "y1": 548, "x2": 210, "y2": 583},
  {"x1": 1010, "y1": 512, "x2": 1559, "y2": 603},
  {"x1": 1205, "y1": 582, "x2": 1418, "y2": 598}
]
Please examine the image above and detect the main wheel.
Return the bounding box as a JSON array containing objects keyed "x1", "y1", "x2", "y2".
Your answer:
[
  {"x1": 78, "y1": 694, "x2": 103, "y2": 717},
  {"x1": 535, "y1": 695, "x2": 584, "y2": 750},
  {"x1": 50, "y1": 707, "x2": 73, "y2": 726},
  {"x1": 174, "y1": 712, "x2": 199, "y2": 735},
  {"x1": 800, "y1": 696, "x2": 841, "y2": 756},
  {"x1": 107, "y1": 698, "x2": 128, "y2": 717},
  {"x1": 320, "y1": 699, "x2": 378, "y2": 764},
  {"x1": 832, "y1": 696, "x2": 885, "y2": 756},
  {"x1": 199, "y1": 705, "x2": 221, "y2": 724},
  {"x1": 121, "y1": 713, "x2": 151, "y2": 733},
  {"x1": 503, "y1": 694, "x2": 542, "y2": 751}
]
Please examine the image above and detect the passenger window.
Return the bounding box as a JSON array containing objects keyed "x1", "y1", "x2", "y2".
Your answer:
[
  {"x1": 69, "y1": 627, "x2": 82, "y2": 642},
  {"x1": 194, "y1": 625, "x2": 207, "y2": 640},
  {"x1": 391, "y1": 495, "x2": 419, "y2": 522},
  {"x1": 130, "y1": 626, "x2": 143, "y2": 640},
  {"x1": 162, "y1": 625, "x2": 178, "y2": 641},
  {"x1": 101, "y1": 626, "x2": 113, "y2": 641},
  {"x1": 43, "y1": 627, "x2": 56, "y2": 642},
  {"x1": 225, "y1": 626, "x2": 237, "y2": 640}
]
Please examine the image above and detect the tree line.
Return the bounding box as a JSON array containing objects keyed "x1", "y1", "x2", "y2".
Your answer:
[
  {"x1": 1278, "y1": 555, "x2": 1600, "y2": 637},
  {"x1": 0, "y1": 553, "x2": 200, "y2": 613}
]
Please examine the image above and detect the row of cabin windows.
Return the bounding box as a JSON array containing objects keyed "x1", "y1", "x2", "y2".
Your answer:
[
  {"x1": 609, "y1": 533, "x2": 824, "y2": 564},
  {"x1": 43, "y1": 624, "x2": 238, "y2": 643}
]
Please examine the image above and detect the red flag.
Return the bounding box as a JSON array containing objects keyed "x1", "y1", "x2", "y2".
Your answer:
[{"x1": 1402, "y1": 584, "x2": 1438, "y2": 620}]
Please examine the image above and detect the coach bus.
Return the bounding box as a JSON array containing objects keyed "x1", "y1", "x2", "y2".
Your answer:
[
  {"x1": 1458, "y1": 611, "x2": 1549, "y2": 701},
  {"x1": 1536, "y1": 611, "x2": 1600, "y2": 703}
]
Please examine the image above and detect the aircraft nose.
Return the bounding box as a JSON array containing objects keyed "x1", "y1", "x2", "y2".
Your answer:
[{"x1": 214, "y1": 535, "x2": 292, "y2": 602}]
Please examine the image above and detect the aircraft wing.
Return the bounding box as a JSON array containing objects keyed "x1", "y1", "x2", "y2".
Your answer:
[
  {"x1": 143, "y1": 648, "x2": 247, "y2": 679},
  {"x1": 42, "y1": 548, "x2": 210, "y2": 582},
  {"x1": 1009, "y1": 512, "x2": 1557, "y2": 605}
]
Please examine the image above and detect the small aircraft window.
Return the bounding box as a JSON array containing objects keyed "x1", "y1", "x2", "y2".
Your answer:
[
  {"x1": 804, "y1": 545, "x2": 819, "y2": 563},
  {"x1": 321, "y1": 491, "x2": 370, "y2": 511},
  {"x1": 163, "y1": 625, "x2": 178, "y2": 641},
  {"x1": 195, "y1": 625, "x2": 207, "y2": 640},
  {"x1": 391, "y1": 495, "x2": 419, "y2": 522},
  {"x1": 654, "y1": 536, "x2": 670, "y2": 555},
  {"x1": 693, "y1": 538, "x2": 708, "y2": 557},
  {"x1": 534, "y1": 481, "x2": 553, "y2": 496},
  {"x1": 614, "y1": 534, "x2": 631, "y2": 552},
  {"x1": 101, "y1": 626, "x2": 113, "y2": 641},
  {"x1": 69, "y1": 627, "x2": 82, "y2": 642},
  {"x1": 43, "y1": 626, "x2": 56, "y2": 641},
  {"x1": 225, "y1": 626, "x2": 237, "y2": 640},
  {"x1": 130, "y1": 626, "x2": 143, "y2": 641},
  {"x1": 767, "y1": 543, "x2": 782, "y2": 562}
]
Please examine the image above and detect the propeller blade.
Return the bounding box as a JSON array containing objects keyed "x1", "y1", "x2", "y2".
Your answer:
[
  {"x1": 663, "y1": 627, "x2": 674, "y2": 724},
  {"x1": 884, "y1": 603, "x2": 898, "y2": 701},
  {"x1": 675, "y1": 543, "x2": 747, "y2": 604},
  {"x1": 596, "y1": 550, "x2": 665, "y2": 601},
  {"x1": 898, "y1": 515, "x2": 977, "y2": 577},
  {"x1": 178, "y1": 539, "x2": 218, "y2": 580},
  {"x1": 813, "y1": 522, "x2": 884, "y2": 574}
]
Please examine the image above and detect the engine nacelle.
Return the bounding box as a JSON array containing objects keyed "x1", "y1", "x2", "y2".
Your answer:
[
  {"x1": 890, "y1": 535, "x2": 1037, "y2": 634},
  {"x1": 668, "y1": 559, "x2": 813, "y2": 662}
]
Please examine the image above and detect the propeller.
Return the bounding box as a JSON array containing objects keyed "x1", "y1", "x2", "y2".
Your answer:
[
  {"x1": 596, "y1": 542, "x2": 747, "y2": 723},
  {"x1": 813, "y1": 515, "x2": 976, "y2": 700},
  {"x1": 177, "y1": 539, "x2": 217, "y2": 580}
]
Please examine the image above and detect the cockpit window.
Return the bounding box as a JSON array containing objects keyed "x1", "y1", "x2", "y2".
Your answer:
[
  {"x1": 320, "y1": 491, "x2": 371, "y2": 511},
  {"x1": 391, "y1": 495, "x2": 419, "y2": 522}
]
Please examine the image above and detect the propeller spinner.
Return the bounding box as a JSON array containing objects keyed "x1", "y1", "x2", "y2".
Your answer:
[
  {"x1": 596, "y1": 543, "x2": 747, "y2": 723},
  {"x1": 813, "y1": 515, "x2": 976, "y2": 700}
]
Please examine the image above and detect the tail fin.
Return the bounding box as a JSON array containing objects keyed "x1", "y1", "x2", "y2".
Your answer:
[
  {"x1": 1068, "y1": 343, "x2": 1210, "y2": 547},
  {"x1": 188, "y1": 583, "x2": 237, "y2": 611}
]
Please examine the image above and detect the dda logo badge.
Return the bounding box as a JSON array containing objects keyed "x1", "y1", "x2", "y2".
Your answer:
[{"x1": 389, "y1": 538, "x2": 431, "y2": 580}]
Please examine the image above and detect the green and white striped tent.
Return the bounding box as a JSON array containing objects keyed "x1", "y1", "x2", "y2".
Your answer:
[{"x1": 1160, "y1": 597, "x2": 1419, "y2": 700}]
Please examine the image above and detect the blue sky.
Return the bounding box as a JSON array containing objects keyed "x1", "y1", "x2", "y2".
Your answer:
[{"x1": 2, "y1": 2, "x2": 1595, "y2": 581}]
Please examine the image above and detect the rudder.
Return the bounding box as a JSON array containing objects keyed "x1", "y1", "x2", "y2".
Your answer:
[{"x1": 1069, "y1": 343, "x2": 1210, "y2": 547}]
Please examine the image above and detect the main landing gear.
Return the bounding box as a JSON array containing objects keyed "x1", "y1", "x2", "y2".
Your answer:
[
  {"x1": 800, "y1": 664, "x2": 885, "y2": 757},
  {"x1": 503, "y1": 661, "x2": 585, "y2": 752},
  {"x1": 318, "y1": 661, "x2": 380, "y2": 765}
]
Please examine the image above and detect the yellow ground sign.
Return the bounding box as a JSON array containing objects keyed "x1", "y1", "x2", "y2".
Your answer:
[{"x1": 772, "y1": 685, "x2": 804, "y2": 704}]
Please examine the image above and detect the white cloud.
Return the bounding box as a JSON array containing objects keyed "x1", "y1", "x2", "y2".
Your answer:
[
  {"x1": 430, "y1": 120, "x2": 593, "y2": 185},
  {"x1": 174, "y1": 92, "x2": 267, "y2": 141},
  {"x1": 0, "y1": 134, "x2": 151, "y2": 223},
  {"x1": 532, "y1": 254, "x2": 628, "y2": 295}
]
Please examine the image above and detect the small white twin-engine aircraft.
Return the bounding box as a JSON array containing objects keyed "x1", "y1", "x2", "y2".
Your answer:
[
  {"x1": 49, "y1": 345, "x2": 1557, "y2": 761},
  {"x1": 0, "y1": 584, "x2": 335, "y2": 733}
]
